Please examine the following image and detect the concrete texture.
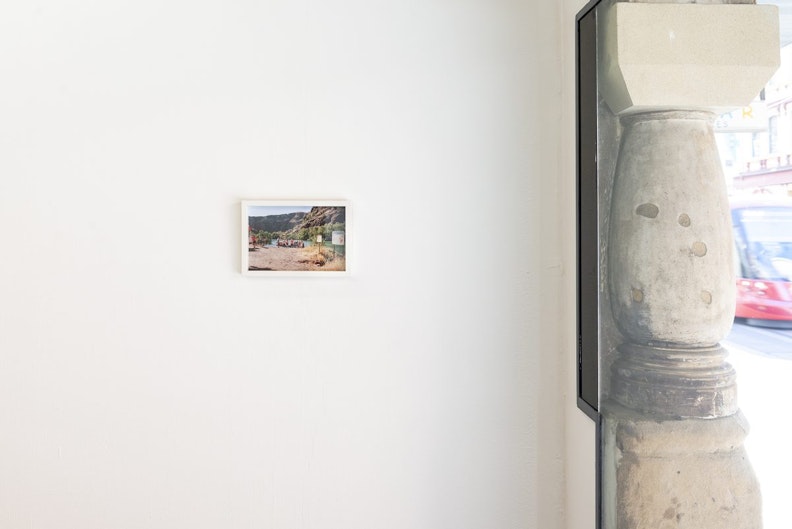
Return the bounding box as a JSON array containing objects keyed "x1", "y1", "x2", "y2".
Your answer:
[
  {"x1": 608, "y1": 112, "x2": 735, "y2": 347},
  {"x1": 599, "y1": 3, "x2": 780, "y2": 115},
  {"x1": 603, "y1": 403, "x2": 762, "y2": 529}
]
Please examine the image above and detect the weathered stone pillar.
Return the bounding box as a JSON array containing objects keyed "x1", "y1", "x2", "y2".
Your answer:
[{"x1": 598, "y1": 2, "x2": 779, "y2": 528}]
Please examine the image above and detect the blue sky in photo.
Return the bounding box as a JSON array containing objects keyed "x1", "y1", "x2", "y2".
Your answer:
[{"x1": 247, "y1": 205, "x2": 313, "y2": 217}]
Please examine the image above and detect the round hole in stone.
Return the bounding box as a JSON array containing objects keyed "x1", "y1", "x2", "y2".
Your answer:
[
  {"x1": 692, "y1": 241, "x2": 707, "y2": 257},
  {"x1": 636, "y1": 203, "x2": 659, "y2": 219},
  {"x1": 678, "y1": 213, "x2": 691, "y2": 227},
  {"x1": 631, "y1": 288, "x2": 644, "y2": 303},
  {"x1": 701, "y1": 290, "x2": 712, "y2": 304}
]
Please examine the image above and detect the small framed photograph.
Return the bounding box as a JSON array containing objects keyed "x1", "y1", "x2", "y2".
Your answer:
[{"x1": 241, "y1": 200, "x2": 349, "y2": 276}]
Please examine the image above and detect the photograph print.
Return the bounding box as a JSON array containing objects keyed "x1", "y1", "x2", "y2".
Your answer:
[{"x1": 242, "y1": 200, "x2": 348, "y2": 276}]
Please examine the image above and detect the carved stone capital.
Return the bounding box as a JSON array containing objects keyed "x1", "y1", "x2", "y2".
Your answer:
[{"x1": 610, "y1": 343, "x2": 737, "y2": 418}]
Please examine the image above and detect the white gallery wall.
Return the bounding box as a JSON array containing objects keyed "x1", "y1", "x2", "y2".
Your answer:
[{"x1": 0, "y1": 1, "x2": 594, "y2": 528}]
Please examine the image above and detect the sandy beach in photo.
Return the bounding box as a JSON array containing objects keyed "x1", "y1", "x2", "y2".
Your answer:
[{"x1": 247, "y1": 246, "x2": 346, "y2": 272}]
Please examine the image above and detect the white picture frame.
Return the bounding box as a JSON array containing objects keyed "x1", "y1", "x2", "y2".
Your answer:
[{"x1": 241, "y1": 200, "x2": 350, "y2": 277}]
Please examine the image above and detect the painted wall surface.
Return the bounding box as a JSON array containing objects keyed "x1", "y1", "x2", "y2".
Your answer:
[{"x1": 0, "y1": 1, "x2": 594, "y2": 528}]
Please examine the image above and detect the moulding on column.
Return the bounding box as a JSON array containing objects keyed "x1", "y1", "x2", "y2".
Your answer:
[
  {"x1": 599, "y1": 3, "x2": 780, "y2": 115},
  {"x1": 601, "y1": 403, "x2": 762, "y2": 529}
]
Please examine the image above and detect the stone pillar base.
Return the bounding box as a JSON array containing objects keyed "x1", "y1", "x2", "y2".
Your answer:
[{"x1": 602, "y1": 402, "x2": 762, "y2": 529}]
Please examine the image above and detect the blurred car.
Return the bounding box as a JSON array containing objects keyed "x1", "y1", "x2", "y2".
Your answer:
[{"x1": 732, "y1": 196, "x2": 792, "y2": 327}]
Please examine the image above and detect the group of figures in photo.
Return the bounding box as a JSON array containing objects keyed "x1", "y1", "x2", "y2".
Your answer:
[{"x1": 243, "y1": 202, "x2": 347, "y2": 274}]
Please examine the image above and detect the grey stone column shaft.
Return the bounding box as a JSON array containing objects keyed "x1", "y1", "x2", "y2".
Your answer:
[
  {"x1": 603, "y1": 111, "x2": 760, "y2": 529},
  {"x1": 608, "y1": 111, "x2": 737, "y2": 419}
]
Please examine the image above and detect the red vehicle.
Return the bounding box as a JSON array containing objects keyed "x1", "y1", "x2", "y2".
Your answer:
[{"x1": 732, "y1": 197, "x2": 792, "y2": 327}]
